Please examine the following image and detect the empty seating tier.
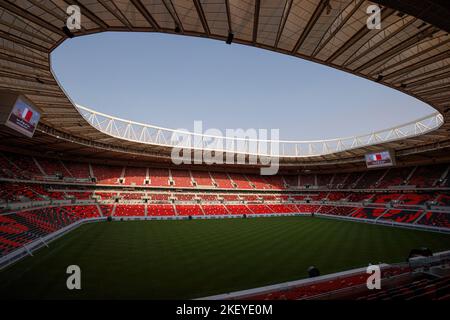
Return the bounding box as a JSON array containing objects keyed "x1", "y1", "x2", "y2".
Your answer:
[
  {"x1": 36, "y1": 158, "x2": 71, "y2": 177},
  {"x1": 202, "y1": 205, "x2": 229, "y2": 215},
  {"x1": 124, "y1": 167, "x2": 146, "y2": 186},
  {"x1": 191, "y1": 171, "x2": 214, "y2": 187},
  {"x1": 229, "y1": 173, "x2": 253, "y2": 189},
  {"x1": 351, "y1": 208, "x2": 386, "y2": 220},
  {"x1": 147, "y1": 205, "x2": 175, "y2": 216},
  {"x1": 175, "y1": 205, "x2": 203, "y2": 216},
  {"x1": 171, "y1": 169, "x2": 193, "y2": 187},
  {"x1": 417, "y1": 212, "x2": 450, "y2": 229},
  {"x1": 148, "y1": 168, "x2": 170, "y2": 186},
  {"x1": 379, "y1": 210, "x2": 423, "y2": 224},
  {"x1": 92, "y1": 164, "x2": 123, "y2": 185},
  {"x1": 409, "y1": 164, "x2": 448, "y2": 188},
  {"x1": 63, "y1": 161, "x2": 90, "y2": 179},
  {"x1": 0, "y1": 207, "x2": 83, "y2": 256},
  {"x1": 115, "y1": 205, "x2": 145, "y2": 216}
]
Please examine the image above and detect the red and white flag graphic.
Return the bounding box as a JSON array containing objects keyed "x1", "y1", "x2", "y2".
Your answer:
[{"x1": 21, "y1": 108, "x2": 33, "y2": 122}]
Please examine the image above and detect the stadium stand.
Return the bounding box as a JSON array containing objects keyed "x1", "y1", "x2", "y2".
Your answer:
[
  {"x1": 175, "y1": 194, "x2": 195, "y2": 201},
  {"x1": 7, "y1": 154, "x2": 41, "y2": 176},
  {"x1": 379, "y1": 209, "x2": 423, "y2": 224},
  {"x1": 66, "y1": 192, "x2": 92, "y2": 200},
  {"x1": 240, "y1": 266, "x2": 412, "y2": 300},
  {"x1": 221, "y1": 194, "x2": 240, "y2": 201},
  {"x1": 328, "y1": 173, "x2": 347, "y2": 189},
  {"x1": 266, "y1": 204, "x2": 296, "y2": 213},
  {"x1": 283, "y1": 175, "x2": 298, "y2": 188},
  {"x1": 210, "y1": 172, "x2": 234, "y2": 189},
  {"x1": 401, "y1": 193, "x2": 434, "y2": 205},
  {"x1": 148, "y1": 168, "x2": 170, "y2": 186},
  {"x1": 0, "y1": 154, "x2": 28, "y2": 179},
  {"x1": 0, "y1": 207, "x2": 77, "y2": 256},
  {"x1": 171, "y1": 169, "x2": 193, "y2": 187},
  {"x1": 0, "y1": 153, "x2": 450, "y2": 260},
  {"x1": 247, "y1": 204, "x2": 273, "y2": 214},
  {"x1": 241, "y1": 194, "x2": 259, "y2": 202},
  {"x1": 409, "y1": 164, "x2": 448, "y2": 188},
  {"x1": 326, "y1": 192, "x2": 347, "y2": 202},
  {"x1": 121, "y1": 193, "x2": 144, "y2": 200},
  {"x1": 229, "y1": 173, "x2": 253, "y2": 189},
  {"x1": 317, "y1": 206, "x2": 357, "y2": 216},
  {"x1": 343, "y1": 172, "x2": 363, "y2": 189},
  {"x1": 264, "y1": 175, "x2": 286, "y2": 189},
  {"x1": 63, "y1": 161, "x2": 91, "y2": 179},
  {"x1": 202, "y1": 205, "x2": 229, "y2": 216},
  {"x1": 63, "y1": 206, "x2": 101, "y2": 219},
  {"x1": 115, "y1": 205, "x2": 145, "y2": 217},
  {"x1": 226, "y1": 205, "x2": 253, "y2": 215},
  {"x1": 355, "y1": 170, "x2": 385, "y2": 189},
  {"x1": 150, "y1": 193, "x2": 170, "y2": 201},
  {"x1": 199, "y1": 194, "x2": 217, "y2": 201},
  {"x1": 360, "y1": 277, "x2": 450, "y2": 301},
  {"x1": 92, "y1": 164, "x2": 123, "y2": 185},
  {"x1": 175, "y1": 205, "x2": 203, "y2": 216},
  {"x1": 124, "y1": 167, "x2": 146, "y2": 186},
  {"x1": 36, "y1": 158, "x2": 71, "y2": 177},
  {"x1": 0, "y1": 183, "x2": 44, "y2": 202},
  {"x1": 260, "y1": 194, "x2": 276, "y2": 201},
  {"x1": 417, "y1": 212, "x2": 450, "y2": 229},
  {"x1": 308, "y1": 192, "x2": 327, "y2": 201},
  {"x1": 95, "y1": 192, "x2": 117, "y2": 200},
  {"x1": 317, "y1": 174, "x2": 333, "y2": 187},
  {"x1": 299, "y1": 174, "x2": 315, "y2": 187},
  {"x1": 44, "y1": 190, "x2": 66, "y2": 200},
  {"x1": 377, "y1": 167, "x2": 412, "y2": 189},
  {"x1": 191, "y1": 171, "x2": 214, "y2": 187},
  {"x1": 99, "y1": 205, "x2": 114, "y2": 217},
  {"x1": 351, "y1": 208, "x2": 387, "y2": 220},
  {"x1": 436, "y1": 194, "x2": 450, "y2": 206},
  {"x1": 296, "y1": 205, "x2": 318, "y2": 213},
  {"x1": 147, "y1": 205, "x2": 175, "y2": 216},
  {"x1": 341, "y1": 193, "x2": 355, "y2": 201},
  {"x1": 371, "y1": 193, "x2": 402, "y2": 204},
  {"x1": 247, "y1": 175, "x2": 271, "y2": 189}
]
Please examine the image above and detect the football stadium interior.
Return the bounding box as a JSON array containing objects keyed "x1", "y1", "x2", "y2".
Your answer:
[{"x1": 0, "y1": 0, "x2": 450, "y2": 301}]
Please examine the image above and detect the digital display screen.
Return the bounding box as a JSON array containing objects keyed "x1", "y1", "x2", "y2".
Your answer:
[
  {"x1": 365, "y1": 150, "x2": 395, "y2": 168},
  {"x1": 5, "y1": 97, "x2": 40, "y2": 138}
]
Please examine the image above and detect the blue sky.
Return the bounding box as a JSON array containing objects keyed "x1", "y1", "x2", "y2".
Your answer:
[{"x1": 51, "y1": 32, "x2": 433, "y2": 141}]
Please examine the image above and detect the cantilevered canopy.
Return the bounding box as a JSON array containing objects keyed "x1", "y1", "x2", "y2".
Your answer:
[
  {"x1": 76, "y1": 105, "x2": 444, "y2": 158},
  {"x1": 0, "y1": 0, "x2": 449, "y2": 166}
]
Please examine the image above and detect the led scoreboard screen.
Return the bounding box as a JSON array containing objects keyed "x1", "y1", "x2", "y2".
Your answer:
[
  {"x1": 5, "y1": 96, "x2": 40, "y2": 138},
  {"x1": 365, "y1": 150, "x2": 395, "y2": 169}
]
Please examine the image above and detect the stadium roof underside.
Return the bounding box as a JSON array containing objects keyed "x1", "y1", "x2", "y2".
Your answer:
[{"x1": 0, "y1": 0, "x2": 449, "y2": 171}]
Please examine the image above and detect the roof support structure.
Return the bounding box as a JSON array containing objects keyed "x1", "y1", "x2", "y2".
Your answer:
[
  {"x1": 193, "y1": 0, "x2": 210, "y2": 36},
  {"x1": 291, "y1": 0, "x2": 330, "y2": 54},
  {"x1": 130, "y1": 0, "x2": 160, "y2": 30}
]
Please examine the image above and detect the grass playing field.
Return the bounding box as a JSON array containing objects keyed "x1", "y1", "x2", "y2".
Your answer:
[{"x1": 1, "y1": 216, "x2": 450, "y2": 299}]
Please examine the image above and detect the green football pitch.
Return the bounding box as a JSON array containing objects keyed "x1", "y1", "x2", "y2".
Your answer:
[{"x1": 1, "y1": 216, "x2": 450, "y2": 299}]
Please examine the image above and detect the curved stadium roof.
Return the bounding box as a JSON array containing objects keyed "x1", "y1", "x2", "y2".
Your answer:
[
  {"x1": 0, "y1": 0, "x2": 449, "y2": 170},
  {"x1": 76, "y1": 105, "x2": 444, "y2": 158}
]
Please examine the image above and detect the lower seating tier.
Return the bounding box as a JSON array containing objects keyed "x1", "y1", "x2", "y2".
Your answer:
[
  {"x1": 417, "y1": 212, "x2": 450, "y2": 229},
  {"x1": 1, "y1": 205, "x2": 449, "y2": 257},
  {"x1": 0, "y1": 207, "x2": 82, "y2": 256}
]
